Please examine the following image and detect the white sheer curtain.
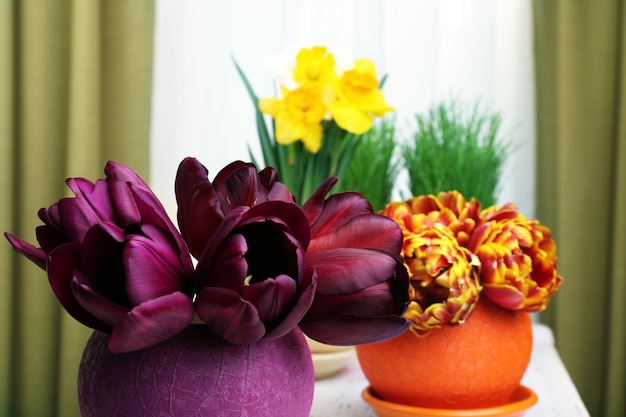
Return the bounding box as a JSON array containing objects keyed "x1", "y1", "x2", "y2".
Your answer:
[{"x1": 150, "y1": 0, "x2": 536, "y2": 216}]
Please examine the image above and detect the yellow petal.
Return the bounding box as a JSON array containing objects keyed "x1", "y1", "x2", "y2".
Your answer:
[
  {"x1": 330, "y1": 100, "x2": 373, "y2": 134},
  {"x1": 259, "y1": 97, "x2": 283, "y2": 117},
  {"x1": 300, "y1": 124, "x2": 323, "y2": 153},
  {"x1": 294, "y1": 46, "x2": 337, "y2": 89}
]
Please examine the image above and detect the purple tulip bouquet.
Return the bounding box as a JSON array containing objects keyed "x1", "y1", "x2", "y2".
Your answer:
[{"x1": 5, "y1": 157, "x2": 409, "y2": 417}]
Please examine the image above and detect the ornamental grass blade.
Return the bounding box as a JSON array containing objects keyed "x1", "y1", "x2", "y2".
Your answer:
[{"x1": 232, "y1": 57, "x2": 277, "y2": 170}]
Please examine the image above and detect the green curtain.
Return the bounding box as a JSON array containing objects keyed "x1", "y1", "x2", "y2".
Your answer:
[
  {"x1": 533, "y1": 1, "x2": 626, "y2": 416},
  {"x1": 0, "y1": 1, "x2": 155, "y2": 416}
]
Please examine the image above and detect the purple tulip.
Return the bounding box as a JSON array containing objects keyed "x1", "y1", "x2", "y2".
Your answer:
[
  {"x1": 5, "y1": 162, "x2": 195, "y2": 353},
  {"x1": 176, "y1": 158, "x2": 317, "y2": 344},
  {"x1": 298, "y1": 177, "x2": 410, "y2": 345},
  {"x1": 175, "y1": 158, "x2": 409, "y2": 346},
  {"x1": 175, "y1": 158, "x2": 294, "y2": 259},
  {"x1": 7, "y1": 157, "x2": 409, "y2": 354}
]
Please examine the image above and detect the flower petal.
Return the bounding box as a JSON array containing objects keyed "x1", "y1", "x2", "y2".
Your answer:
[
  {"x1": 175, "y1": 157, "x2": 225, "y2": 259},
  {"x1": 47, "y1": 243, "x2": 111, "y2": 332},
  {"x1": 108, "y1": 291, "x2": 194, "y2": 353},
  {"x1": 78, "y1": 222, "x2": 127, "y2": 301},
  {"x1": 331, "y1": 100, "x2": 374, "y2": 134},
  {"x1": 264, "y1": 268, "x2": 317, "y2": 340},
  {"x1": 195, "y1": 286, "x2": 266, "y2": 344},
  {"x1": 193, "y1": 206, "x2": 249, "y2": 288},
  {"x1": 308, "y1": 213, "x2": 402, "y2": 255},
  {"x1": 244, "y1": 201, "x2": 311, "y2": 249},
  {"x1": 71, "y1": 276, "x2": 128, "y2": 328},
  {"x1": 4, "y1": 232, "x2": 47, "y2": 270},
  {"x1": 259, "y1": 167, "x2": 294, "y2": 202},
  {"x1": 124, "y1": 225, "x2": 192, "y2": 306},
  {"x1": 301, "y1": 315, "x2": 410, "y2": 346},
  {"x1": 106, "y1": 179, "x2": 142, "y2": 227},
  {"x1": 202, "y1": 233, "x2": 249, "y2": 290},
  {"x1": 307, "y1": 248, "x2": 400, "y2": 294},
  {"x1": 61, "y1": 177, "x2": 115, "y2": 240},
  {"x1": 243, "y1": 275, "x2": 298, "y2": 323},
  {"x1": 212, "y1": 161, "x2": 267, "y2": 210}
]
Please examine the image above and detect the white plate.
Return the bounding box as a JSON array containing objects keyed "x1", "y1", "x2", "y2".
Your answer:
[{"x1": 312, "y1": 348, "x2": 355, "y2": 379}]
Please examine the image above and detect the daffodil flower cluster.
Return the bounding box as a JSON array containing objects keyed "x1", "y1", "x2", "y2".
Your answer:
[
  {"x1": 259, "y1": 46, "x2": 394, "y2": 154},
  {"x1": 381, "y1": 191, "x2": 563, "y2": 336}
]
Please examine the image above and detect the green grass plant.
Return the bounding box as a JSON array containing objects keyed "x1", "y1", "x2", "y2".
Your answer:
[
  {"x1": 337, "y1": 117, "x2": 399, "y2": 212},
  {"x1": 401, "y1": 100, "x2": 510, "y2": 206}
]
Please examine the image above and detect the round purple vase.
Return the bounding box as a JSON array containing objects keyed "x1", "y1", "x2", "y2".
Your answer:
[{"x1": 77, "y1": 325, "x2": 315, "y2": 417}]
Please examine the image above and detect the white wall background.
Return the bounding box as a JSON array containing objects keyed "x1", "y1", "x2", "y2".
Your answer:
[{"x1": 150, "y1": 0, "x2": 536, "y2": 217}]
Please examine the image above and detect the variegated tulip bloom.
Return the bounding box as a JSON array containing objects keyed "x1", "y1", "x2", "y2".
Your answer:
[
  {"x1": 381, "y1": 191, "x2": 563, "y2": 334},
  {"x1": 468, "y1": 203, "x2": 563, "y2": 312},
  {"x1": 404, "y1": 191, "x2": 482, "y2": 247},
  {"x1": 401, "y1": 226, "x2": 481, "y2": 335}
]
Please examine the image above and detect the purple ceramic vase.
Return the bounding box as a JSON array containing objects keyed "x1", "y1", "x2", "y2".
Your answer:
[{"x1": 77, "y1": 325, "x2": 315, "y2": 417}]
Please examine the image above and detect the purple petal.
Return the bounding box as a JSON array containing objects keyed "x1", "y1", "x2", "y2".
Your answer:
[
  {"x1": 47, "y1": 243, "x2": 111, "y2": 332},
  {"x1": 108, "y1": 291, "x2": 194, "y2": 353},
  {"x1": 259, "y1": 167, "x2": 295, "y2": 202},
  {"x1": 63, "y1": 177, "x2": 116, "y2": 237},
  {"x1": 304, "y1": 257, "x2": 408, "y2": 321},
  {"x1": 268, "y1": 182, "x2": 295, "y2": 202},
  {"x1": 4, "y1": 232, "x2": 47, "y2": 270},
  {"x1": 123, "y1": 225, "x2": 192, "y2": 306},
  {"x1": 78, "y1": 223, "x2": 127, "y2": 301},
  {"x1": 300, "y1": 315, "x2": 410, "y2": 346},
  {"x1": 202, "y1": 234, "x2": 248, "y2": 290},
  {"x1": 242, "y1": 275, "x2": 298, "y2": 323},
  {"x1": 306, "y1": 248, "x2": 399, "y2": 294},
  {"x1": 230, "y1": 217, "x2": 305, "y2": 284},
  {"x1": 306, "y1": 191, "x2": 375, "y2": 239},
  {"x1": 195, "y1": 286, "x2": 265, "y2": 344},
  {"x1": 104, "y1": 160, "x2": 151, "y2": 190},
  {"x1": 301, "y1": 177, "x2": 338, "y2": 224},
  {"x1": 308, "y1": 213, "x2": 402, "y2": 255},
  {"x1": 213, "y1": 161, "x2": 266, "y2": 211},
  {"x1": 71, "y1": 276, "x2": 128, "y2": 328},
  {"x1": 35, "y1": 223, "x2": 66, "y2": 256},
  {"x1": 244, "y1": 201, "x2": 311, "y2": 249},
  {"x1": 264, "y1": 268, "x2": 317, "y2": 340},
  {"x1": 193, "y1": 206, "x2": 249, "y2": 287},
  {"x1": 107, "y1": 179, "x2": 142, "y2": 227},
  {"x1": 304, "y1": 282, "x2": 398, "y2": 319},
  {"x1": 175, "y1": 157, "x2": 225, "y2": 258},
  {"x1": 130, "y1": 184, "x2": 194, "y2": 276},
  {"x1": 258, "y1": 166, "x2": 280, "y2": 189},
  {"x1": 39, "y1": 203, "x2": 60, "y2": 226}
]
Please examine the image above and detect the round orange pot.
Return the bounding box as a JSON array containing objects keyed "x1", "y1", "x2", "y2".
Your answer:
[{"x1": 355, "y1": 297, "x2": 533, "y2": 409}]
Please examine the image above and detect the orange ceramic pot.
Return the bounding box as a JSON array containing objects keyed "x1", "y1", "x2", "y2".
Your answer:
[{"x1": 355, "y1": 297, "x2": 533, "y2": 409}]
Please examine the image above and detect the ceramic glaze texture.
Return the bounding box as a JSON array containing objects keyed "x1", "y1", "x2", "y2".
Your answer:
[{"x1": 78, "y1": 325, "x2": 315, "y2": 417}]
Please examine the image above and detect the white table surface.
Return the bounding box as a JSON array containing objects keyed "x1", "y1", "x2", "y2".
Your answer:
[{"x1": 310, "y1": 324, "x2": 590, "y2": 417}]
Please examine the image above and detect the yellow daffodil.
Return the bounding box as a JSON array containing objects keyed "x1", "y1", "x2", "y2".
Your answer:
[
  {"x1": 259, "y1": 86, "x2": 328, "y2": 153},
  {"x1": 241, "y1": 45, "x2": 397, "y2": 203},
  {"x1": 294, "y1": 46, "x2": 337, "y2": 90},
  {"x1": 331, "y1": 58, "x2": 394, "y2": 134}
]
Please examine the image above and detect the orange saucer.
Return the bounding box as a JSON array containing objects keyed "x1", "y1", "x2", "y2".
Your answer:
[{"x1": 361, "y1": 385, "x2": 538, "y2": 417}]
